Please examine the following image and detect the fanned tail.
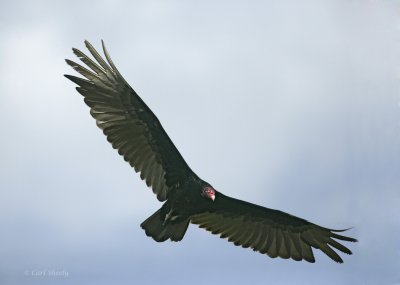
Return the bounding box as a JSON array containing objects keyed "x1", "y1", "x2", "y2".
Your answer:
[{"x1": 140, "y1": 209, "x2": 190, "y2": 242}]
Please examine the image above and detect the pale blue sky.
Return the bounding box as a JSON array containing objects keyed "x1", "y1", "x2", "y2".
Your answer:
[{"x1": 1, "y1": 1, "x2": 400, "y2": 284}]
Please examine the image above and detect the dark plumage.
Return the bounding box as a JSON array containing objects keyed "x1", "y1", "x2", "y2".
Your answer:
[{"x1": 65, "y1": 40, "x2": 357, "y2": 263}]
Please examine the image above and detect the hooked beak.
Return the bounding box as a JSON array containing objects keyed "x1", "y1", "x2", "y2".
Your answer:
[{"x1": 210, "y1": 194, "x2": 215, "y2": 202}]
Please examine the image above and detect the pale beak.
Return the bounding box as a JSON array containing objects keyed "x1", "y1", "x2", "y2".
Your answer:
[{"x1": 210, "y1": 194, "x2": 215, "y2": 201}]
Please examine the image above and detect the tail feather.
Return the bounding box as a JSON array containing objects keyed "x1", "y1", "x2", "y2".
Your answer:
[{"x1": 140, "y1": 209, "x2": 189, "y2": 242}]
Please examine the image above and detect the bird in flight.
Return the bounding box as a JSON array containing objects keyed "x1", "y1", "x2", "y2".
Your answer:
[{"x1": 65, "y1": 40, "x2": 357, "y2": 263}]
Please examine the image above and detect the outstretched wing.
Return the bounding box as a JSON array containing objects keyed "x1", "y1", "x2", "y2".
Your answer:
[
  {"x1": 191, "y1": 193, "x2": 357, "y2": 263},
  {"x1": 65, "y1": 40, "x2": 197, "y2": 201}
]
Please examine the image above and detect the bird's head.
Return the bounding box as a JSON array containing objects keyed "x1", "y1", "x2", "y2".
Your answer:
[{"x1": 201, "y1": 186, "x2": 216, "y2": 202}]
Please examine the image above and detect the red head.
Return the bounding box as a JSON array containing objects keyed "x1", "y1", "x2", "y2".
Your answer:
[{"x1": 201, "y1": 186, "x2": 216, "y2": 202}]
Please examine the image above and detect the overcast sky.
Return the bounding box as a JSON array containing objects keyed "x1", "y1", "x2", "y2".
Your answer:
[{"x1": 1, "y1": 1, "x2": 400, "y2": 284}]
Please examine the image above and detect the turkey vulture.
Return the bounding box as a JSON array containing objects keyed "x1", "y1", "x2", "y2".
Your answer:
[{"x1": 65, "y1": 40, "x2": 357, "y2": 263}]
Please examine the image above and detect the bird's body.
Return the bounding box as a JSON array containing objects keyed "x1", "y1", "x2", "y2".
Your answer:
[{"x1": 65, "y1": 40, "x2": 357, "y2": 263}]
